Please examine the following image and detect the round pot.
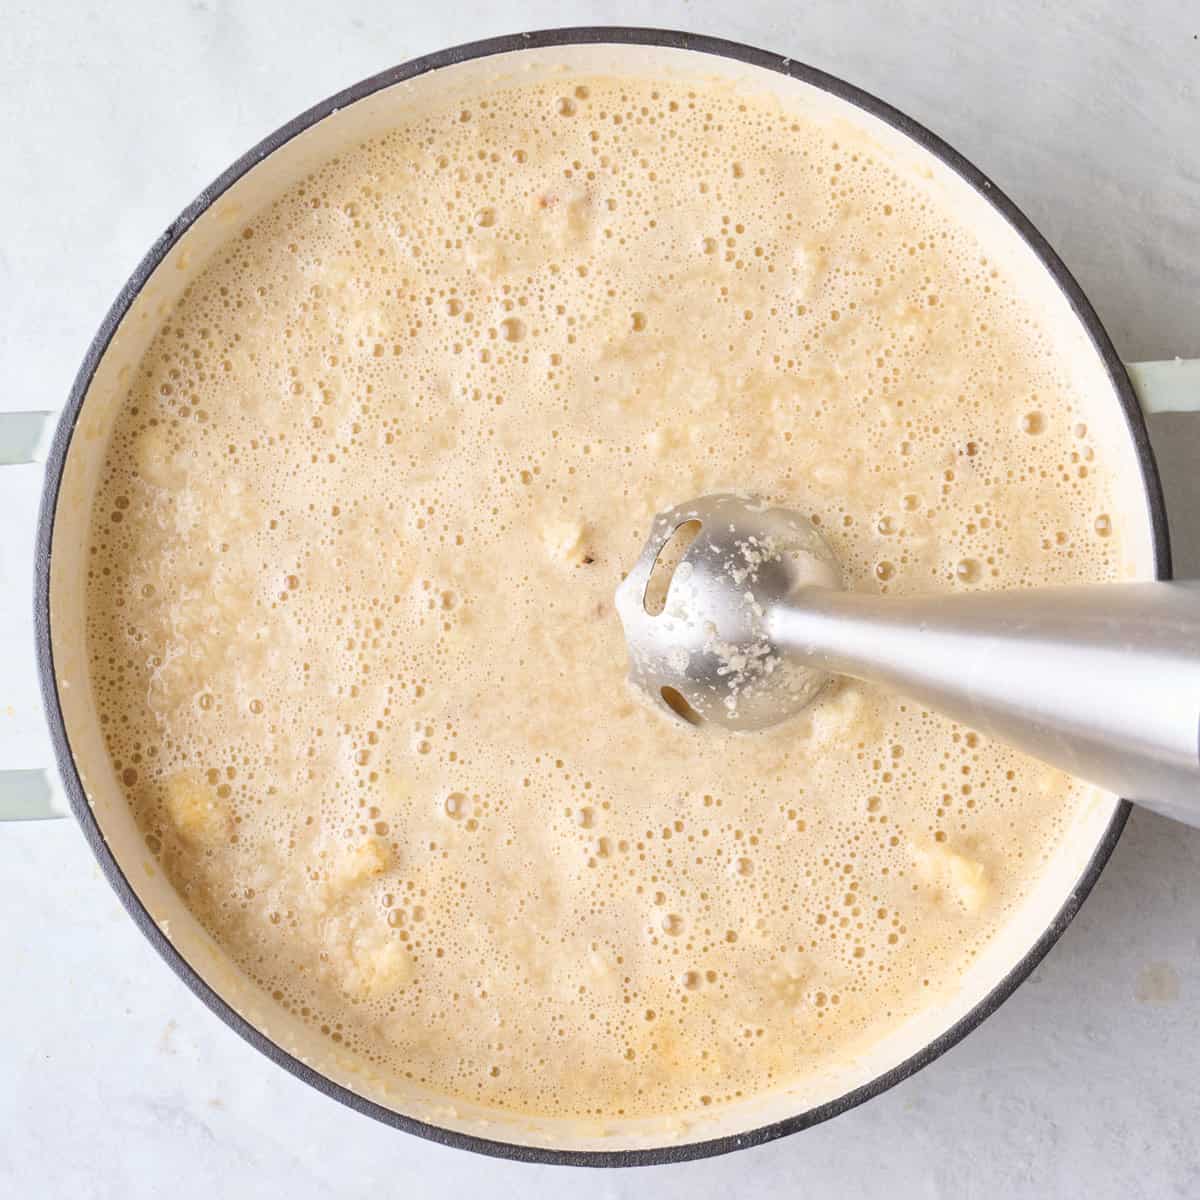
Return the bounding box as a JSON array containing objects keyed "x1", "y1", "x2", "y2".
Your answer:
[{"x1": 3, "y1": 26, "x2": 1197, "y2": 1168}]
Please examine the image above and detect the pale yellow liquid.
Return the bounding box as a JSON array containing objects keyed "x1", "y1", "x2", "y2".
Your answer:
[{"x1": 86, "y1": 76, "x2": 1123, "y2": 1119}]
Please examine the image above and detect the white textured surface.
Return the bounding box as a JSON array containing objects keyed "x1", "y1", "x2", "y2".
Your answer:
[{"x1": 2, "y1": 3, "x2": 1199, "y2": 1196}]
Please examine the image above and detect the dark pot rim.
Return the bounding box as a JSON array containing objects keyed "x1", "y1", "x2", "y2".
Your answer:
[{"x1": 34, "y1": 26, "x2": 1166, "y2": 1168}]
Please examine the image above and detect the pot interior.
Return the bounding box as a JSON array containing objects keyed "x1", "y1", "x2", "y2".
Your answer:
[{"x1": 47, "y1": 37, "x2": 1155, "y2": 1155}]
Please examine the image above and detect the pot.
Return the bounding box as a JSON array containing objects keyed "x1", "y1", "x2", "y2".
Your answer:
[{"x1": 2, "y1": 27, "x2": 1197, "y2": 1167}]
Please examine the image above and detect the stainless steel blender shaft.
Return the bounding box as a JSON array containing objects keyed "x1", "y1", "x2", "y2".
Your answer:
[
  {"x1": 772, "y1": 582, "x2": 1200, "y2": 824},
  {"x1": 616, "y1": 496, "x2": 1200, "y2": 826}
]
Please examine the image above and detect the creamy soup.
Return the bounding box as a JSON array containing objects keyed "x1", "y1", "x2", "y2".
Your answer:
[{"x1": 85, "y1": 74, "x2": 1123, "y2": 1120}]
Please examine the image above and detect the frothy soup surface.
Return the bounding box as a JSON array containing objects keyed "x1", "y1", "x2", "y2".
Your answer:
[{"x1": 87, "y1": 74, "x2": 1123, "y2": 1120}]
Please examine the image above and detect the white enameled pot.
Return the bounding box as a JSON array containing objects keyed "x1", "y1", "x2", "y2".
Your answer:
[{"x1": 2, "y1": 29, "x2": 1197, "y2": 1167}]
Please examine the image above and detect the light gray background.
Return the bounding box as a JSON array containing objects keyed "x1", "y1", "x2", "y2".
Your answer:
[{"x1": 2, "y1": 3, "x2": 1198, "y2": 1197}]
